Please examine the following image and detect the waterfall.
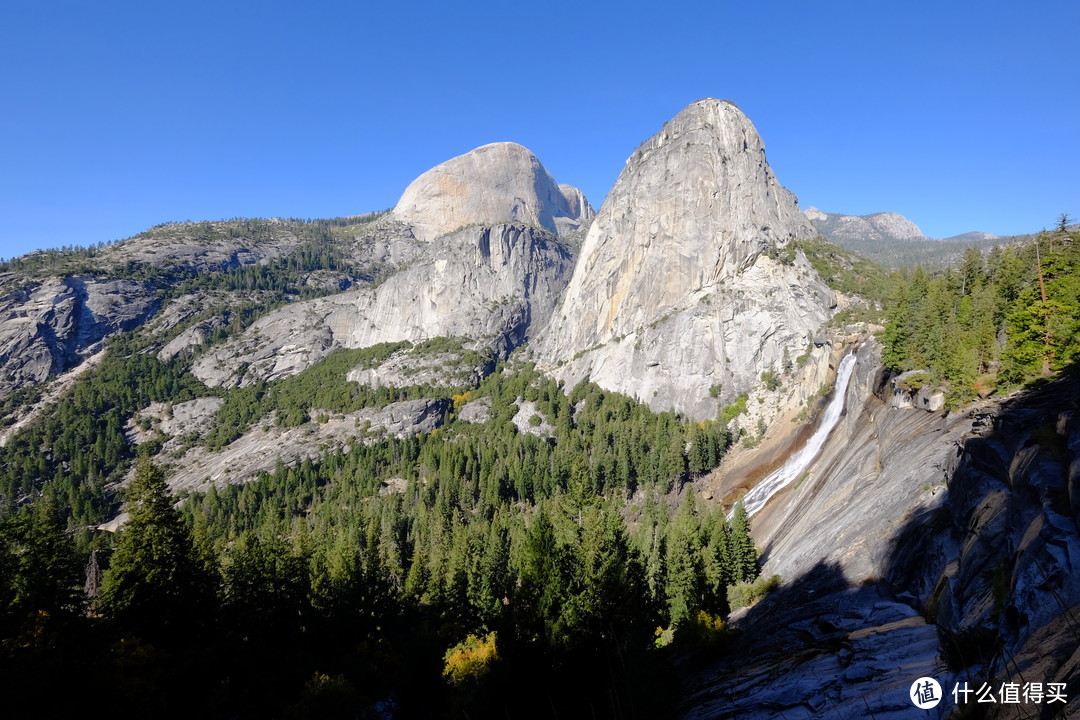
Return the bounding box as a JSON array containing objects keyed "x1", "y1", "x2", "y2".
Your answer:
[{"x1": 737, "y1": 352, "x2": 858, "y2": 518}]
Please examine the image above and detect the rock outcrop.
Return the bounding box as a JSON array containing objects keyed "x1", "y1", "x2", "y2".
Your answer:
[
  {"x1": 457, "y1": 396, "x2": 492, "y2": 424},
  {"x1": 887, "y1": 369, "x2": 946, "y2": 411},
  {"x1": 126, "y1": 397, "x2": 225, "y2": 455},
  {"x1": 805, "y1": 206, "x2": 928, "y2": 245},
  {"x1": 346, "y1": 346, "x2": 487, "y2": 390},
  {"x1": 162, "y1": 399, "x2": 449, "y2": 492},
  {"x1": 0, "y1": 275, "x2": 158, "y2": 394},
  {"x1": 807, "y1": 207, "x2": 999, "y2": 247},
  {"x1": 391, "y1": 142, "x2": 593, "y2": 241},
  {"x1": 682, "y1": 343, "x2": 1080, "y2": 719},
  {"x1": 534, "y1": 99, "x2": 833, "y2": 419},
  {"x1": 192, "y1": 148, "x2": 588, "y2": 388}
]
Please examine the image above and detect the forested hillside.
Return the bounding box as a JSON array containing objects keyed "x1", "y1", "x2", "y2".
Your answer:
[
  {"x1": 0, "y1": 310, "x2": 756, "y2": 717},
  {"x1": 796, "y1": 221, "x2": 1080, "y2": 409},
  {"x1": 2, "y1": 204, "x2": 1076, "y2": 717},
  {"x1": 881, "y1": 224, "x2": 1080, "y2": 406}
]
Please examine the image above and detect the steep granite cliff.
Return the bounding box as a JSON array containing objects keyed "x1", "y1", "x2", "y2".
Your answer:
[
  {"x1": 192, "y1": 145, "x2": 588, "y2": 388},
  {"x1": 0, "y1": 275, "x2": 158, "y2": 395},
  {"x1": 534, "y1": 99, "x2": 833, "y2": 419},
  {"x1": 392, "y1": 141, "x2": 593, "y2": 241},
  {"x1": 682, "y1": 343, "x2": 1080, "y2": 719}
]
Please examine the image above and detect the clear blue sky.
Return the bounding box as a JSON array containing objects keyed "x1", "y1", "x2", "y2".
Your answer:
[{"x1": 2, "y1": 0, "x2": 1077, "y2": 259}]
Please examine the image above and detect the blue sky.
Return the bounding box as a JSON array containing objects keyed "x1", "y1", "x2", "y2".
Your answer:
[{"x1": 2, "y1": 0, "x2": 1077, "y2": 259}]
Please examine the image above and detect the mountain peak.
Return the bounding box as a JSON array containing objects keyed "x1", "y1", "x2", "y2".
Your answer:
[
  {"x1": 391, "y1": 141, "x2": 592, "y2": 241},
  {"x1": 669, "y1": 97, "x2": 743, "y2": 123},
  {"x1": 806, "y1": 208, "x2": 927, "y2": 245},
  {"x1": 534, "y1": 100, "x2": 828, "y2": 418},
  {"x1": 625, "y1": 98, "x2": 760, "y2": 169},
  {"x1": 554, "y1": 97, "x2": 816, "y2": 341}
]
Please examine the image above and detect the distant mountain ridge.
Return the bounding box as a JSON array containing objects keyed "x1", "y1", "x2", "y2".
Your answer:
[
  {"x1": 804, "y1": 207, "x2": 1001, "y2": 268},
  {"x1": 804, "y1": 207, "x2": 928, "y2": 243},
  {"x1": 940, "y1": 230, "x2": 998, "y2": 243}
]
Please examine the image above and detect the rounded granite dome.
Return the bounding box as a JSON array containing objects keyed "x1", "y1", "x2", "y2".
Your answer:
[{"x1": 391, "y1": 142, "x2": 591, "y2": 242}]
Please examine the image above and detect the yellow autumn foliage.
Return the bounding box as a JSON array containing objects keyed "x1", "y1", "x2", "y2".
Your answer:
[{"x1": 442, "y1": 631, "x2": 498, "y2": 685}]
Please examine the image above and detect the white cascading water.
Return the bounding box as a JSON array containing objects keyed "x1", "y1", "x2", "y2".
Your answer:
[{"x1": 737, "y1": 352, "x2": 858, "y2": 518}]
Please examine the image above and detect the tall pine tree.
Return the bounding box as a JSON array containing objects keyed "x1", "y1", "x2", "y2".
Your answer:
[{"x1": 100, "y1": 459, "x2": 212, "y2": 639}]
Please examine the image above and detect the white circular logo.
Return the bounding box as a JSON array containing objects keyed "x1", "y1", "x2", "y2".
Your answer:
[{"x1": 910, "y1": 677, "x2": 942, "y2": 709}]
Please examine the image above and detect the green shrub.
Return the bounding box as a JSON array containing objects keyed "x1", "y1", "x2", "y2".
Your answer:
[
  {"x1": 727, "y1": 574, "x2": 781, "y2": 611},
  {"x1": 719, "y1": 395, "x2": 748, "y2": 425},
  {"x1": 896, "y1": 372, "x2": 930, "y2": 392},
  {"x1": 761, "y1": 370, "x2": 782, "y2": 391},
  {"x1": 795, "y1": 344, "x2": 813, "y2": 367}
]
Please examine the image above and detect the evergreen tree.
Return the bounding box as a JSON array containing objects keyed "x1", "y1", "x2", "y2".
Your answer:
[
  {"x1": 664, "y1": 491, "x2": 705, "y2": 627},
  {"x1": 700, "y1": 508, "x2": 732, "y2": 612},
  {"x1": 569, "y1": 501, "x2": 649, "y2": 645},
  {"x1": 513, "y1": 505, "x2": 568, "y2": 643},
  {"x1": 664, "y1": 523, "x2": 703, "y2": 628},
  {"x1": 3, "y1": 496, "x2": 84, "y2": 617},
  {"x1": 470, "y1": 516, "x2": 509, "y2": 626},
  {"x1": 222, "y1": 531, "x2": 309, "y2": 637},
  {"x1": 100, "y1": 459, "x2": 212, "y2": 638},
  {"x1": 729, "y1": 502, "x2": 759, "y2": 584}
]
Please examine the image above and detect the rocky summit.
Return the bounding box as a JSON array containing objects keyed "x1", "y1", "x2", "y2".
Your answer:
[
  {"x1": 535, "y1": 98, "x2": 833, "y2": 419},
  {"x1": 391, "y1": 141, "x2": 594, "y2": 242},
  {"x1": 805, "y1": 206, "x2": 928, "y2": 244},
  {"x1": 189, "y1": 144, "x2": 590, "y2": 388},
  {"x1": 804, "y1": 207, "x2": 1002, "y2": 269}
]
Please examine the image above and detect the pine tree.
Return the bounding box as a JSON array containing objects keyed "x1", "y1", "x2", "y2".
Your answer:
[
  {"x1": 729, "y1": 502, "x2": 759, "y2": 584},
  {"x1": 469, "y1": 517, "x2": 509, "y2": 625},
  {"x1": 700, "y1": 508, "x2": 732, "y2": 612},
  {"x1": 100, "y1": 459, "x2": 211, "y2": 638},
  {"x1": 222, "y1": 531, "x2": 309, "y2": 637},
  {"x1": 664, "y1": 491, "x2": 705, "y2": 627},
  {"x1": 513, "y1": 505, "x2": 567, "y2": 643},
  {"x1": 571, "y1": 501, "x2": 648, "y2": 645},
  {"x1": 4, "y1": 496, "x2": 84, "y2": 617},
  {"x1": 664, "y1": 523, "x2": 703, "y2": 628}
]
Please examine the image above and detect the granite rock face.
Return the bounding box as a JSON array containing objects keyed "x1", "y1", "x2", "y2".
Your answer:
[
  {"x1": 457, "y1": 396, "x2": 492, "y2": 424},
  {"x1": 126, "y1": 397, "x2": 224, "y2": 456},
  {"x1": 0, "y1": 275, "x2": 158, "y2": 394},
  {"x1": 391, "y1": 142, "x2": 593, "y2": 242},
  {"x1": 682, "y1": 344, "x2": 1080, "y2": 719},
  {"x1": 805, "y1": 207, "x2": 928, "y2": 244},
  {"x1": 534, "y1": 99, "x2": 832, "y2": 419},
  {"x1": 192, "y1": 146, "x2": 587, "y2": 388},
  {"x1": 162, "y1": 399, "x2": 449, "y2": 493},
  {"x1": 887, "y1": 369, "x2": 946, "y2": 411}
]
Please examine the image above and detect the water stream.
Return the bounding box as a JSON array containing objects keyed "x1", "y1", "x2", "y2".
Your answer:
[{"x1": 738, "y1": 352, "x2": 858, "y2": 518}]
